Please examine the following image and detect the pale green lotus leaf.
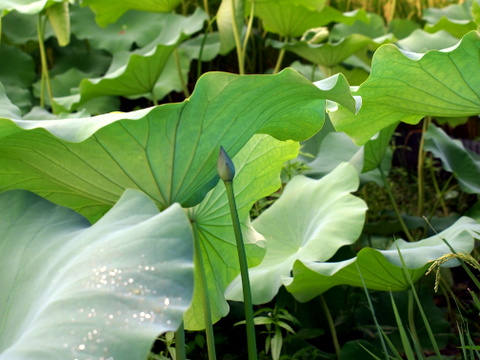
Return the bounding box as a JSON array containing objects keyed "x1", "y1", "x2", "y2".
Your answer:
[
  {"x1": 388, "y1": 18, "x2": 420, "y2": 40},
  {"x1": 46, "y1": 1, "x2": 70, "y2": 46},
  {"x1": 286, "y1": 216, "x2": 480, "y2": 302},
  {"x1": 81, "y1": 0, "x2": 182, "y2": 27},
  {"x1": 72, "y1": 8, "x2": 208, "y2": 106},
  {"x1": 397, "y1": 29, "x2": 462, "y2": 52},
  {"x1": 226, "y1": 162, "x2": 367, "y2": 304},
  {"x1": 284, "y1": 34, "x2": 375, "y2": 68},
  {"x1": 70, "y1": 5, "x2": 180, "y2": 53},
  {"x1": 0, "y1": 42, "x2": 36, "y2": 113},
  {"x1": 254, "y1": 3, "x2": 369, "y2": 47},
  {"x1": 217, "y1": 0, "x2": 245, "y2": 55},
  {"x1": 423, "y1": 1, "x2": 475, "y2": 39},
  {"x1": 185, "y1": 134, "x2": 299, "y2": 329},
  {"x1": 424, "y1": 18, "x2": 477, "y2": 39},
  {"x1": 424, "y1": 124, "x2": 480, "y2": 193},
  {"x1": 252, "y1": 0, "x2": 327, "y2": 37},
  {"x1": 0, "y1": 0, "x2": 63, "y2": 14},
  {"x1": 1, "y1": 10, "x2": 51, "y2": 43},
  {"x1": 0, "y1": 68, "x2": 343, "y2": 222},
  {"x1": 330, "y1": 12, "x2": 387, "y2": 40},
  {"x1": 0, "y1": 189, "x2": 194, "y2": 360},
  {"x1": 330, "y1": 31, "x2": 480, "y2": 145}
]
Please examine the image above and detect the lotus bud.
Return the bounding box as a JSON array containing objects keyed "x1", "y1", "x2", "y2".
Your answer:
[{"x1": 217, "y1": 146, "x2": 235, "y2": 182}]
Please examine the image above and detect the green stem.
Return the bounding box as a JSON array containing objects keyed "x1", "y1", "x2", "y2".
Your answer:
[
  {"x1": 174, "y1": 48, "x2": 190, "y2": 98},
  {"x1": 273, "y1": 37, "x2": 288, "y2": 74},
  {"x1": 203, "y1": 0, "x2": 210, "y2": 16},
  {"x1": 37, "y1": 14, "x2": 54, "y2": 112},
  {"x1": 224, "y1": 181, "x2": 258, "y2": 360},
  {"x1": 417, "y1": 117, "x2": 430, "y2": 217},
  {"x1": 175, "y1": 322, "x2": 186, "y2": 360},
  {"x1": 396, "y1": 243, "x2": 443, "y2": 358},
  {"x1": 151, "y1": 90, "x2": 158, "y2": 106},
  {"x1": 241, "y1": 0, "x2": 255, "y2": 69},
  {"x1": 197, "y1": 17, "x2": 216, "y2": 80},
  {"x1": 407, "y1": 291, "x2": 420, "y2": 349},
  {"x1": 320, "y1": 295, "x2": 341, "y2": 359},
  {"x1": 427, "y1": 158, "x2": 448, "y2": 217},
  {"x1": 379, "y1": 167, "x2": 415, "y2": 242},
  {"x1": 192, "y1": 222, "x2": 217, "y2": 360},
  {"x1": 231, "y1": 0, "x2": 245, "y2": 74}
]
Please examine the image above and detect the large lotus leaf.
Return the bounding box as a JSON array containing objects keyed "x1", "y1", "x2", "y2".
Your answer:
[
  {"x1": 0, "y1": 68, "x2": 350, "y2": 222},
  {"x1": 226, "y1": 162, "x2": 367, "y2": 304},
  {"x1": 70, "y1": 8, "x2": 208, "y2": 106},
  {"x1": 252, "y1": 0, "x2": 327, "y2": 37},
  {"x1": 284, "y1": 34, "x2": 375, "y2": 68},
  {"x1": 185, "y1": 134, "x2": 298, "y2": 329},
  {"x1": 0, "y1": 189, "x2": 194, "y2": 360},
  {"x1": 424, "y1": 124, "x2": 480, "y2": 194},
  {"x1": 0, "y1": 0, "x2": 63, "y2": 14},
  {"x1": 81, "y1": 0, "x2": 182, "y2": 27},
  {"x1": 330, "y1": 31, "x2": 480, "y2": 145},
  {"x1": 285, "y1": 216, "x2": 480, "y2": 302}
]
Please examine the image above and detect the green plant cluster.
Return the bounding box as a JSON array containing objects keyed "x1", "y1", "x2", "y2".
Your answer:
[{"x1": 0, "y1": 0, "x2": 479, "y2": 359}]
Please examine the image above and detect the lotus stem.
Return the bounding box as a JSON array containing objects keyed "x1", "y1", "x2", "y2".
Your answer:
[
  {"x1": 416, "y1": 117, "x2": 430, "y2": 217},
  {"x1": 192, "y1": 222, "x2": 217, "y2": 360},
  {"x1": 37, "y1": 14, "x2": 54, "y2": 112},
  {"x1": 395, "y1": 242, "x2": 443, "y2": 358},
  {"x1": 217, "y1": 147, "x2": 258, "y2": 360},
  {"x1": 379, "y1": 167, "x2": 414, "y2": 242},
  {"x1": 241, "y1": 0, "x2": 255, "y2": 67},
  {"x1": 319, "y1": 295, "x2": 341, "y2": 359},
  {"x1": 203, "y1": 0, "x2": 210, "y2": 16},
  {"x1": 273, "y1": 38, "x2": 288, "y2": 74},
  {"x1": 174, "y1": 48, "x2": 190, "y2": 98},
  {"x1": 175, "y1": 322, "x2": 186, "y2": 360},
  {"x1": 231, "y1": 0, "x2": 245, "y2": 74}
]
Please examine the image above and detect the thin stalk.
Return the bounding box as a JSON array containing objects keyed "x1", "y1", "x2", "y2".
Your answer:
[
  {"x1": 174, "y1": 48, "x2": 190, "y2": 98},
  {"x1": 224, "y1": 180, "x2": 258, "y2": 360},
  {"x1": 379, "y1": 167, "x2": 414, "y2": 242},
  {"x1": 191, "y1": 222, "x2": 217, "y2": 360},
  {"x1": 151, "y1": 90, "x2": 158, "y2": 106},
  {"x1": 273, "y1": 37, "x2": 288, "y2": 74},
  {"x1": 416, "y1": 117, "x2": 430, "y2": 217},
  {"x1": 180, "y1": 0, "x2": 188, "y2": 15},
  {"x1": 355, "y1": 263, "x2": 389, "y2": 360},
  {"x1": 203, "y1": 0, "x2": 210, "y2": 16},
  {"x1": 407, "y1": 291, "x2": 421, "y2": 351},
  {"x1": 427, "y1": 157, "x2": 449, "y2": 217},
  {"x1": 37, "y1": 14, "x2": 54, "y2": 111},
  {"x1": 197, "y1": 17, "x2": 217, "y2": 80},
  {"x1": 319, "y1": 295, "x2": 341, "y2": 359},
  {"x1": 395, "y1": 242, "x2": 443, "y2": 358},
  {"x1": 231, "y1": 0, "x2": 245, "y2": 74},
  {"x1": 175, "y1": 322, "x2": 186, "y2": 360},
  {"x1": 241, "y1": 0, "x2": 255, "y2": 67}
]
